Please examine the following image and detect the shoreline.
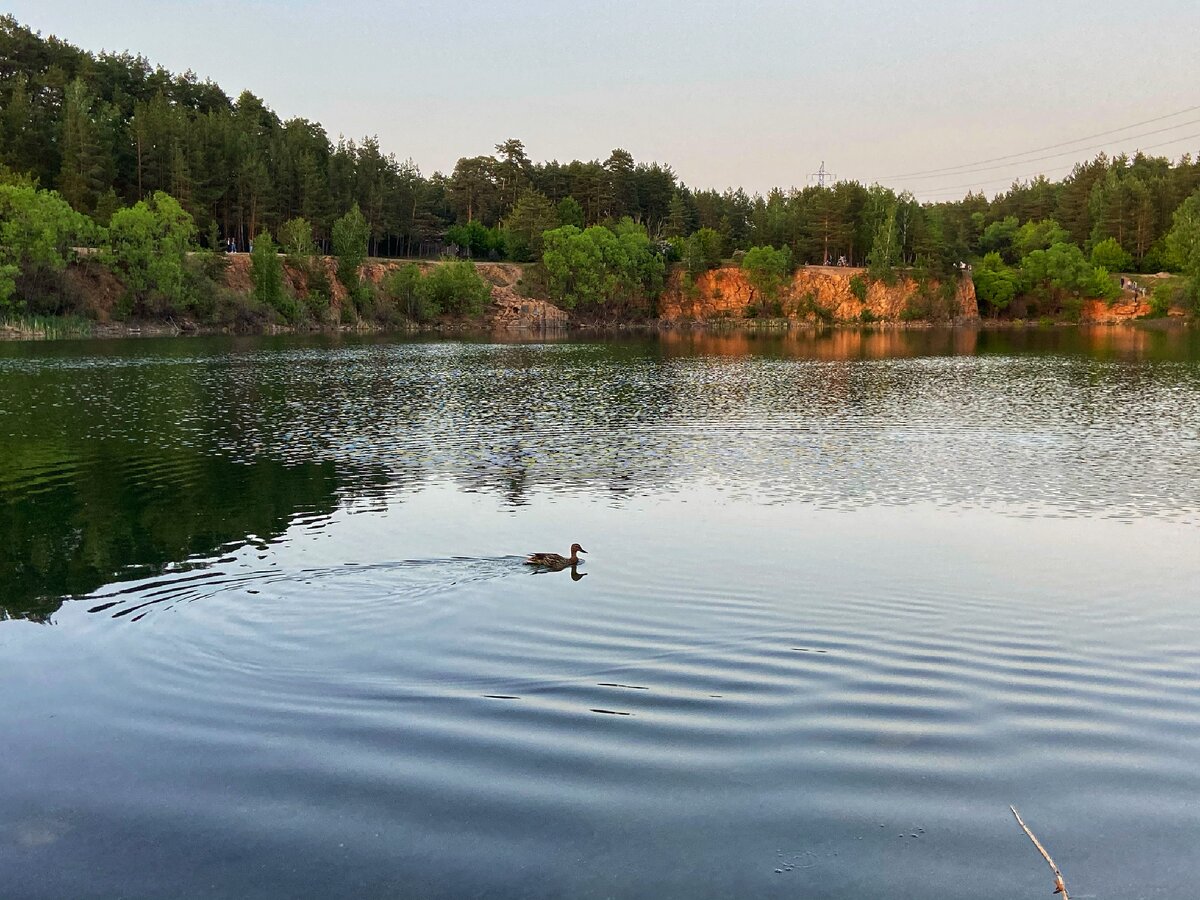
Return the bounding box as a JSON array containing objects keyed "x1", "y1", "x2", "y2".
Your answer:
[{"x1": 1, "y1": 315, "x2": 1191, "y2": 342}]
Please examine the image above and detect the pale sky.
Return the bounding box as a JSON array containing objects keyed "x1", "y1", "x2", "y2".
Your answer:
[{"x1": 9, "y1": 0, "x2": 1200, "y2": 200}]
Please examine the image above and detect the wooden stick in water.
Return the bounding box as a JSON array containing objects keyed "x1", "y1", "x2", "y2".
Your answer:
[{"x1": 1009, "y1": 805, "x2": 1069, "y2": 898}]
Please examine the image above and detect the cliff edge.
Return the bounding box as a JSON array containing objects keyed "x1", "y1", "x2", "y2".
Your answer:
[{"x1": 659, "y1": 265, "x2": 979, "y2": 324}]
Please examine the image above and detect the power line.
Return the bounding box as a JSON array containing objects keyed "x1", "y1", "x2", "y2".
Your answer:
[
  {"x1": 892, "y1": 117, "x2": 1200, "y2": 182},
  {"x1": 911, "y1": 130, "x2": 1200, "y2": 199},
  {"x1": 883, "y1": 102, "x2": 1200, "y2": 179}
]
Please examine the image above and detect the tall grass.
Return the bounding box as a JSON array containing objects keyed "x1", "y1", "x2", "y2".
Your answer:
[{"x1": 0, "y1": 314, "x2": 94, "y2": 339}]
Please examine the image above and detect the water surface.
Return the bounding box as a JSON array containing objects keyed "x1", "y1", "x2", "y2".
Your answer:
[{"x1": 2, "y1": 326, "x2": 1199, "y2": 898}]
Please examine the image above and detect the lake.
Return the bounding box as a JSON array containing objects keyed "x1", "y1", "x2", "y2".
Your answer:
[{"x1": 2, "y1": 325, "x2": 1199, "y2": 899}]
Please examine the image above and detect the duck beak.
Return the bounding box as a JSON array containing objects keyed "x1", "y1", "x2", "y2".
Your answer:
[{"x1": 578, "y1": 548, "x2": 588, "y2": 554}]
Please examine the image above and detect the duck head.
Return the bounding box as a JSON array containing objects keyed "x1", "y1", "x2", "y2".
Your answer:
[{"x1": 571, "y1": 543, "x2": 587, "y2": 555}]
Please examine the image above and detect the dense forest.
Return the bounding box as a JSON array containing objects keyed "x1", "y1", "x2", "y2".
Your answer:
[{"x1": 2, "y1": 14, "x2": 1199, "y2": 325}]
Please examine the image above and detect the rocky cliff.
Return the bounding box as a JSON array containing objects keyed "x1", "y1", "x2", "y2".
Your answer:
[
  {"x1": 658, "y1": 265, "x2": 979, "y2": 324},
  {"x1": 221, "y1": 256, "x2": 566, "y2": 329}
]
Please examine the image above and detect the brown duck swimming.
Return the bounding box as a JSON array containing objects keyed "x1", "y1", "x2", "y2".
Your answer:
[{"x1": 525, "y1": 543, "x2": 587, "y2": 570}]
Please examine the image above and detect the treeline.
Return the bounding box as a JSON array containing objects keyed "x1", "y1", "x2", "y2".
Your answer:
[{"x1": 2, "y1": 14, "x2": 1200, "y2": 321}]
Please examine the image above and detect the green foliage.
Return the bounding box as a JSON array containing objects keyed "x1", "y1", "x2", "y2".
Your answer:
[
  {"x1": 379, "y1": 260, "x2": 491, "y2": 320},
  {"x1": 741, "y1": 245, "x2": 792, "y2": 312},
  {"x1": 420, "y1": 261, "x2": 492, "y2": 316},
  {"x1": 681, "y1": 227, "x2": 724, "y2": 278},
  {"x1": 11, "y1": 14, "x2": 1200, "y2": 328},
  {"x1": 301, "y1": 263, "x2": 331, "y2": 321},
  {"x1": 103, "y1": 191, "x2": 197, "y2": 315},
  {"x1": 556, "y1": 196, "x2": 585, "y2": 229},
  {"x1": 1013, "y1": 219, "x2": 1069, "y2": 259},
  {"x1": 1165, "y1": 189, "x2": 1200, "y2": 306},
  {"x1": 978, "y1": 216, "x2": 1019, "y2": 262},
  {"x1": 793, "y1": 290, "x2": 833, "y2": 323},
  {"x1": 501, "y1": 189, "x2": 559, "y2": 261},
  {"x1": 541, "y1": 226, "x2": 602, "y2": 308},
  {"x1": 1090, "y1": 236, "x2": 1133, "y2": 273},
  {"x1": 1146, "y1": 281, "x2": 1182, "y2": 317},
  {"x1": 250, "y1": 230, "x2": 291, "y2": 319},
  {"x1": 331, "y1": 203, "x2": 369, "y2": 290},
  {"x1": 541, "y1": 222, "x2": 665, "y2": 309},
  {"x1": 382, "y1": 263, "x2": 432, "y2": 321},
  {"x1": 1019, "y1": 242, "x2": 1118, "y2": 304},
  {"x1": 0, "y1": 182, "x2": 93, "y2": 311},
  {"x1": 866, "y1": 199, "x2": 900, "y2": 280},
  {"x1": 279, "y1": 217, "x2": 317, "y2": 259},
  {"x1": 848, "y1": 274, "x2": 868, "y2": 302},
  {"x1": 610, "y1": 218, "x2": 667, "y2": 300},
  {"x1": 445, "y1": 219, "x2": 505, "y2": 259},
  {"x1": 973, "y1": 252, "x2": 1019, "y2": 314}
]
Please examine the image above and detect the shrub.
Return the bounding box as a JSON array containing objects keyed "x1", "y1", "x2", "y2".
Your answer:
[
  {"x1": 848, "y1": 274, "x2": 868, "y2": 302},
  {"x1": 382, "y1": 263, "x2": 436, "y2": 321},
  {"x1": 420, "y1": 260, "x2": 492, "y2": 316},
  {"x1": 251, "y1": 230, "x2": 288, "y2": 318}
]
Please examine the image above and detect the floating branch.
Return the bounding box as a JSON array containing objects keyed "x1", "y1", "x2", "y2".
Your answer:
[{"x1": 1009, "y1": 805, "x2": 1069, "y2": 898}]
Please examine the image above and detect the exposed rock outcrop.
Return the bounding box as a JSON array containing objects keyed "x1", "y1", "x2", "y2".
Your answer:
[
  {"x1": 659, "y1": 265, "x2": 978, "y2": 324},
  {"x1": 220, "y1": 256, "x2": 567, "y2": 328}
]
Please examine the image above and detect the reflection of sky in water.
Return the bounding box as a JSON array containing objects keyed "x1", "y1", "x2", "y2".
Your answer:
[
  {"x1": 2, "y1": 332, "x2": 1198, "y2": 520},
  {"x1": 2, "y1": 331, "x2": 1200, "y2": 899}
]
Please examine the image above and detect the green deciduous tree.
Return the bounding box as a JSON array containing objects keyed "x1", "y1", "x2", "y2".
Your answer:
[
  {"x1": 541, "y1": 222, "x2": 664, "y2": 309},
  {"x1": 1013, "y1": 219, "x2": 1069, "y2": 259},
  {"x1": 382, "y1": 263, "x2": 430, "y2": 320},
  {"x1": 104, "y1": 190, "x2": 197, "y2": 315},
  {"x1": 331, "y1": 202, "x2": 369, "y2": 291},
  {"x1": 978, "y1": 215, "x2": 1020, "y2": 263},
  {"x1": 1090, "y1": 237, "x2": 1132, "y2": 273},
  {"x1": 251, "y1": 229, "x2": 288, "y2": 316},
  {"x1": 866, "y1": 201, "x2": 899, "y2": 280},
  {"x1": 1165, "y1": 189, "x2": 1200, "y2": 310},
  {"x1": 0, "y1": 182, "x2": 94, "y2": 311},
  {"x1": 278, "y1": 216, "x2": 316, "y2": 259},
  {"x1": 1019, "y1": 242, "x2": 1117, "y2": 303},
  {"x1": 445, "y1": 219, "x2": 505, "y2": 259},
  {"x1": 973, "y1": 252, "x2": 1019, "y2": 315},
  {"x1": 741, "y1": 245, "x2": 793, "y2": 314}
]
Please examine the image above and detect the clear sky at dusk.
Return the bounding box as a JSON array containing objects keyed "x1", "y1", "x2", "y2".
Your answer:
[{"x1": 8, "y1": 0, "x2": 1200, "y2": 200}]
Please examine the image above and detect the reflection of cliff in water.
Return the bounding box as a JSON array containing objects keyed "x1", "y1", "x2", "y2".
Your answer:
[
  {"x1": 0, "y1": 444, "x2": 381, "y2": 622},
  {"x1": 657, "y1": 323, "x2": 1200, "y2": 362}
]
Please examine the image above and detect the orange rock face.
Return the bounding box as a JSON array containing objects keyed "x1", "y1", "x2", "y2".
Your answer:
[
  {"x1": 658, "y1": 265, "x2": 979, "y2": 323},
  {"x1": 1080, "y1": 296, "x2": 1153, "y2": 323}
]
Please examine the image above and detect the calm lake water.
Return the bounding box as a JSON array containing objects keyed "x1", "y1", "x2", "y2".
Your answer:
[{"x1": 2, "y1": 326, "x2": 1200, "y2": 899}]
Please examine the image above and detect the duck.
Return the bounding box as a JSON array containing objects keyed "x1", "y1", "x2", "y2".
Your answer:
[{"x1": 525, "y1": 543, "x2": 587, "y2": 570}]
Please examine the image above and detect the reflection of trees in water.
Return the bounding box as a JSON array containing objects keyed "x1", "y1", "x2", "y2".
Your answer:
[
  {"x1": 0, "y1": 445, "x2": 385, "y2": 622},
  {"x1": 4, "y1": 328, "x2": 1199, "y2": 620}
]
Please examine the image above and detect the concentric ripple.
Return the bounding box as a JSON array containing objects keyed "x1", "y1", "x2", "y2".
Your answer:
[{"x1": 2, "y1": 329, "x2": 1200, "y2": 899}]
